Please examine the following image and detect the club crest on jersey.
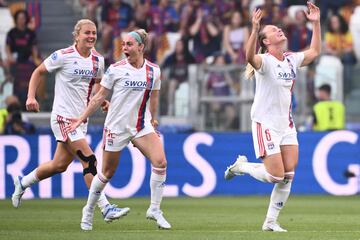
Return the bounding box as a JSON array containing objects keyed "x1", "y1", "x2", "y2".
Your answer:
[
  {"x1": 51, "y1": 52, "x2": 58, "y2": 60},
  {"x1": 92, "y1": 60, "x2": 99, "y2": 68},
  {"x1": 147, "y1": 71, "x2": 153, "y2": 79},
  {"x1": 107, "y1": 139, "x2": 113, "y2": 146}
]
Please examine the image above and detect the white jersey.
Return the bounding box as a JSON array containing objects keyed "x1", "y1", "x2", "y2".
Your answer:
[
  {"x1": 251, "y1": 52, "x2": 304, "y2": 131},
  {"x1": 44, "y1": 45, "x2": 104, "y2": 118},
  {"x1": 101, "y1": 59, "x2": 161, "y2": 133}
]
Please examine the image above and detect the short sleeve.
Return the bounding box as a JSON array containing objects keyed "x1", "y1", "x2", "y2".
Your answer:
[
  {"x1": 152, "y1": 68, "x2": 161, "y2": 90},
  {"x1": 256, "y1": 54, "x2": 268, "y2": 74},
  {"x1": 44, "y1": 50, "x2": 64, "y2": 73},
  {"x1": 96, "y1": 57, "x2": 105, "y2": 82},
  {"x1": 293, "y1": 52, "x2": 305, "y2": 68},
  {"x1": 100, "y1": 65, "x2": 115, "y2": 90}
]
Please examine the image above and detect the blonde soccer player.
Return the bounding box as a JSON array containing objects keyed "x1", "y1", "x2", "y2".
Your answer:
[
  {"x1": 65, "y1": 29, "x2": 171, "y2": 231},
  {"x1": 224, "y1": 2, "x2": 321, "y2": 232},
  {"x1": 12, "y1": 19, "x2": 129, "y2": 223}
]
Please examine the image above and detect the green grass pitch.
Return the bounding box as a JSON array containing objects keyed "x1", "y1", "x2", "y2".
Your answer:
[{"x1": 0, "y1": 196, "x2": 359, "y2": 240}]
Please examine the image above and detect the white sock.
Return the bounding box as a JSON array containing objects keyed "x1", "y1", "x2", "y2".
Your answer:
[
  {"x1": 265, "y1": 172, "x2": 294, "y2": 221},
  {"x1": 149, "y1": 166, "x2": 166, "y2": 211},
  {"x1": 86, "y1": 173, "x2": 108, "y2": 210},
  {"x1": 239, "y1": 163, "x2": 283, "y2": 183},
  {"x1": 21, "y1": 169, "x2": 40, "y2": 189},
  {"x1": 97, "y1": 192, "x2": 110, "y2": 212}
]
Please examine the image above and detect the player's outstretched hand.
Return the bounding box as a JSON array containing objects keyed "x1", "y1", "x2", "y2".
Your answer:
[
  {"x1": 101, "y1": 100, "x2": 110, "y2": 112},
  {"x1": 305, "y1": 1, "x2": 320, "y2": 23},
  {"x1": 64, "y1": 118, "x2": 82, "y2": 134},
  {"x1": 151, "y1": 119, "x2": 160, "y2": 137}
]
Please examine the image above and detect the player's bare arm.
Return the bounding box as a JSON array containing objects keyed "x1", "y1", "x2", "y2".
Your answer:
[
  {"x1": 301, "y1": 2, "x2": 321, "y2": 66},
  {"x1": 65, "y1": 86, "x2": 110, "y2": 132},
  {"x1": 150, "y1": 89, "x2": 159, "y2": 128},
  {"x1": 26, "y1": 63, "x2": 48, "y2": 112},
  {"x1": 246, "y1": 8, "x2": 263, "y2": 70},
  {"x1": 93, "y1": 82, "x2": 110, "y2": 111}
]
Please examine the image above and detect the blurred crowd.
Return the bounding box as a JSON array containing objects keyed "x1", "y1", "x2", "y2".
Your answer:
[{"x1": 1, "y1": 0, "x2": 360, "y2": 133}]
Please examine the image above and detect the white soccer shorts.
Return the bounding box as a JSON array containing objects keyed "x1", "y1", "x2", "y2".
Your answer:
[
  {"x1": 51, "y1": 113, "x2": 87, "y2": 142},
  {"x1": 252, "y1": 121, "x2": 298, "y2": 159},
  {"x1": 102, "y1": 125, "x2": 155, "y2": 152}
]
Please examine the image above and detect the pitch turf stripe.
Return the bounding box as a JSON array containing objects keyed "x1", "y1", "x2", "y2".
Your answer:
[{"x1": 103, "y1": 230, "x2": 360, "y2": 233}]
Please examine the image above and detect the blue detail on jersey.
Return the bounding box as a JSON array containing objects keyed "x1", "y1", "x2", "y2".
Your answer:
[{"x1": 51, "y1": 52, "x2": 58, "y2": 60}]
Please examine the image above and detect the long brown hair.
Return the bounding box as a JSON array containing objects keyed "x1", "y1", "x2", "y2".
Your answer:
[{"x1": 245, "y1": 28, "x2": 267, "y2": 80}]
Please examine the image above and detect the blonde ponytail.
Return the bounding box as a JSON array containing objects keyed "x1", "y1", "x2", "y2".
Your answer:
[{"x1": 245, "y1": 29, "x2": 267, "y2": 80}]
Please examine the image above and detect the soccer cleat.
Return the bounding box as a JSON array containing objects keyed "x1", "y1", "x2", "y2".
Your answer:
[
  {"x1": 146, "y1": 208, "x2": 171, "y2": 229},
  {"x1": 102, "y1": 204, "x2": 130, "y2": 223},
  {"x1": 262, "y1": 219, "x2": 287, "y2": 232},
  {"x1": 12, "y1": 176, "x2": 25, "y2": 208},
  {"x1": 80, "y1": 205, "x2": 95, "y2": 231},
  {"x1": 224, "y1": 155, "x2": 248, "y2": 180}
]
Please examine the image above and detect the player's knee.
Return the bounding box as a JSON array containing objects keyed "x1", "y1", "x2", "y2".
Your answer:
[
  {"x1": 102, "y1": 168, "x2": 116, "y2": 179},
  {"x1": 265, "y1": 172, "x2": 284, "y2": 183},
  {"x1": 77, "y1": 150, "x2": 97, "y2": 176},
  {"x1": 53, "y1": 162, "x2": 69, "y2": 173},
  {"x1": 153, "y1": 158, "x2": 167, "y2": 169}
]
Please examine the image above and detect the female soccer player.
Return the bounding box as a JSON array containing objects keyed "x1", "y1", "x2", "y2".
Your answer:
[
  {"x1": 225, "y1": 2, "x2": 321, "y2": 232},
  {"x1": 65, "y1": 29, "x2": 171, "y2": 231},
  {"x1": 11, "y1": 19, "x2": 129, "y2": 223}
]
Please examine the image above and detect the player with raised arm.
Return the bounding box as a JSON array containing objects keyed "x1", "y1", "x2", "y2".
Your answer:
[{"x1": 225, "y1": 2, "x2": 321, "y2": 232}]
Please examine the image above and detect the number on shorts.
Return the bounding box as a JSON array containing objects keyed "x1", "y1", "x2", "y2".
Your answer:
[{"x1": 265, "y1": 129, "x2": 271, "y2": 141}]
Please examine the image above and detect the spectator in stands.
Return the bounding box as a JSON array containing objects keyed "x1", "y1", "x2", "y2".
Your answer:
[
  {"x1": 312, "y1": 84, "x2": 345, "y2": 131},
  {"x1": 0, "y1": 95, "x2": 17, "y2": 134},
  {"x1": 187, "y1": 1, "x2": 222, "y2": 63},
  {"x1": 257, "y1": 0, "x2": 285, "y2": 26},
  {"x1": 206, "y1": 53, "x2": 236, "y2": 130},
  {"x1": 3, "y1": 95, "x2": 35, "y2": 135},
  {"x1": 162, "y1": 38, "x2": 195, "y2": 115},
  {"x1": 147, "y1": 0, "x2": 179, "y2": 63},
  {"x1": 0, "y1": 0, "x2": 7, "y2": 7},
  {"x1": 5, "y1": 9, "x2": 42, "y2": 110},
  {"x1": 285, "y1": 9, "x2": 312, "y2": 52},
  {"x1": 315, "y1": 0, "x2": 352, "y2": 22},
  {"x1": 78, "y1": 0, "x2": 101, "y2": 24},
  {"x1": 100, "y1": 0, "x2": 134, "y2": 62},
  {"x1": 223, "y1": 10, "x2": 249, "y2": 64},
  {"x1": 325, "y1": 14, "x2": 356, "y2": 94},
  {"x1": 133, "y1": 0, "x2": 151, "y2": 30}
]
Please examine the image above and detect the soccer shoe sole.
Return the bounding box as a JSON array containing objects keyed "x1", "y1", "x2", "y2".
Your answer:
[{"x1": 104, "y1": 207, "x2": 130, "y2": 223}]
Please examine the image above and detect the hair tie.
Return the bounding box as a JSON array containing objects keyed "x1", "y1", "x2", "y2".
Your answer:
[{"x1": 128, "y1": 31, "x2": 142, "y2": 44}]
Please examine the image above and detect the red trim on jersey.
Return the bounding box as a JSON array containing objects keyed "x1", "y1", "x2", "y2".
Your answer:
[
  {"x1": 146, "y1": 59, "x2": 159, "y2": 68},
  {"x1": 257, "y1": 122, "x2": 265, "y2": 157},
  {"x1": 284, "y1": 52, "x2": 294, "y2": 57},
  {"x1": 86, "y1": 55, "x2": 99, "y2": 106},
  {"x1": 136, "y1": 65, "x2": 154, "y2": 132},
  {"x1": 61, "y1": 46, "x2": 75, "y2": 55},
  {"x1": 288, "y1": 80, "x2": 295, "y2": 128},
  {"x1": 91, "y1": 49, "x2": 102, "y2": 57},
  {"x1": 113, "y1": 59, "x2": 127, "y2": 67}
]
